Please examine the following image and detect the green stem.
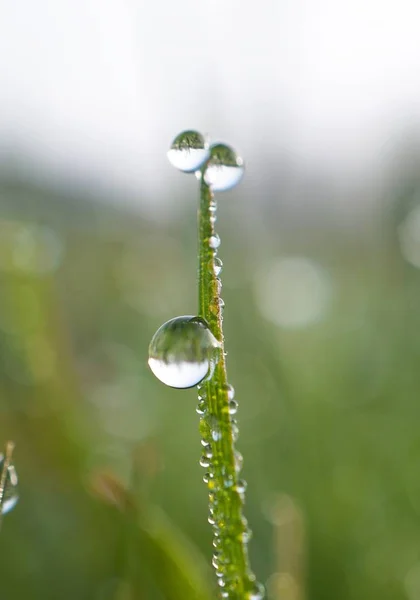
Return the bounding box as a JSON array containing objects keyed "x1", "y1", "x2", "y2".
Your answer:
[{"x1": 197, "y1": 176, "x2": 253, "y2": 598}]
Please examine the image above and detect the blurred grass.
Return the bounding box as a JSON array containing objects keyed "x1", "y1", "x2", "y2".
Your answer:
[{"x1": 1, "y1": 172, "x2": 420, "y2": 599}]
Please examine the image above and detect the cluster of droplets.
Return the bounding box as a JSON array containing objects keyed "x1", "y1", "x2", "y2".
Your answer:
[
  {"x1": 148, "y1": 131, "x2": 264, "y2": 599},
  {"x1": 167, "y1": 130, "x2": 244, "y2": 192},
  {"x1": 197, "y1": 382, "x2": 263, "y2": 599}
]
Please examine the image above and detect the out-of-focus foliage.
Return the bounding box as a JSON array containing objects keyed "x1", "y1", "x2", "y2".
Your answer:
[{"x1": 1, "y1": 166, "x2": 420, "y2": 600}]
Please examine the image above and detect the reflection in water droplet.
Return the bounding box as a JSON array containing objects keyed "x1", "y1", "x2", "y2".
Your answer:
[
  {"x1": 0, "y1": 455, "x2": 19, "y2": 515},
  {"x1": 148, "y1": 315, "x2": 220, "y2": 388},
  {"x1": 209, "y1": 234, "x2": 221, "y2": 249},
  {"x1": 167, "y1": 130, "x2": 209, "y2": 173},
  {"x1": 204, "y1": 143, "x2": 244, "y2": 191}
]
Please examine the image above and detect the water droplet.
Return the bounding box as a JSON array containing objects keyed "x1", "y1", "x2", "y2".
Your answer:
[
  {"x1": 223, "y1": 475, "x2": 235, "y2": 489},
  {"x1": 209, "y1": 234, "x2": 221, "y2": 249},
  {"x1": 211, "y1": 425, "x2": 222, "y2": 442},
  {"x1": 225, "y1": 384, "x2": 235, "y2": 400},
  {"x1": 232, "y1": 421, "x2": 239, "y2": 442},
  {"x1": 203, "y1": 472, "x2": 211, "y2": 484},
  {"x1": 219, "y1": 298, "x2": 225, "y2": 310},
  {"x1": 213, "y1": 257, "x2": 223, "y2": 276},
  {"x1": 246, "y1": 582, "x2": 265, "y2": 599},
  {"x1": 204, "y1": 143, "x2": 244, "y2": 191},
  {"x1": 236, "y1": 479, "x2": 247, "y2": 494},
  {"x1": 228, "y1": 399, "x2": 238, "y2": 415},
  {"x1": 196, "y1": 399, "x2": 207, "y2": 415},
  {"x1": 0, "y1": 455, "x2": 18, "y2": 515},
  {"x1": 148, "y1": 316, "x2": 220, "y2": 389},
  {"x1": 200, "y1": 454, "x2": 211, "y2": 468},
  {"x1": 234, "y1": 450, "x2": 243, "y2": 473},
  {"x1": 167, "y1": 130, "x2": 209, "y2": 173}
]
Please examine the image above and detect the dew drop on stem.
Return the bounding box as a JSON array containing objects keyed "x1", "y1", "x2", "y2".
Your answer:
[
  {"x1": 204, "y1": 143, "x2": 244, "y2": 191},
  {"x1": 167, "y1": 130, "x2": 210, "y2": 172},
  {"x1": 148, "y1": 315, "x2": 220, "y2": 388},
  {"x1": 209, "y1": 234, "x2": 221, "y2": 249}
]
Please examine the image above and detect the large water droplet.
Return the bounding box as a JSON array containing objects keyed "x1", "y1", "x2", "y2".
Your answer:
[
  {"x1": 148, "y1": 316, "x2": 220, "y2": 388},
  {"x1": 204, "y1": 143, "x2": 244, "y2": 191},
  {"x1": 0, "y1": 455, "x2": 18, "y2": 515},
  {"x1": 167, "y1": 130, "x2": 210, "y2": 173}
]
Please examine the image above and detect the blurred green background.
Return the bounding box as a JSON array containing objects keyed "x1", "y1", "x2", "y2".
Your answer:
[
  {"x1": 3, "y1": 1, "x2": 420, "y2": 598},
  {"x1": 1, "y1": 161, "x2": 420, "y2": 600}
]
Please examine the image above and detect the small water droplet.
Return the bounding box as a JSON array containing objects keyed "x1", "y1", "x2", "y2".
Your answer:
[
  {"x1": 228, "y1": 399, "x2": 238, "y2": 415},
  {"x1": 196, "y1": 399, "x2": 207, "y2": 415},
  {"x1": 167, "y1": 130, "x2": 209, "y2": 173},
  {"x1": 213, "y1": 257, "x2": 223, "y2": 276},
  {"x1": 0, "y1": 455, "x2": 18, "y2": 515},
  {"x1": 203, "y1": 472, "x2": 211, "y2": 484},
  {"x1": 232, "y1": 421, "x2": 239, "y2": 442},
  {"x1": 223, "y1": 475, "x2": 235, "y2": 489},
  {"x1": 204, "y1": 143, "x2": 244, "y2": 191},
  {"x1": 246, "y1": 582, "x2": 265, "y2": 599},
  {"x1": 211, "y1": 425, "x2": 222, "y2": 442},
  {"x1": 209, "y1": 234, "x2": 221, "y2": 249},
  {"x1": 219, "y1": 298, "x2": 225, "y2": 310},
  {"x1": 235, "y1": 450, "x2": 243, "y2": 473},
  {"x1": 235, "y1": 479, "x2": 247, "y2": 494},
  {"x1": 200, "y1": 454, "x2": 211, "y2": 468},
  {"x1": 148, "y1": 316, "x2": 220, "y2": 389},
  {"x1": 225, "y1": 384, "x2": 235, "y2": 400}
]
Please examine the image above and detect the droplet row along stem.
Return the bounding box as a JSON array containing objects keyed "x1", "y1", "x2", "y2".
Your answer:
[{"x1": 197, "y1": 176, "x2": 254, "y2": 598}]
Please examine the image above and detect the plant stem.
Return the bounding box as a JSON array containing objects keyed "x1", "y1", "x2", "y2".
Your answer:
[{"x1": 197, "y1": 176, "x2": 254, "y2": 598}]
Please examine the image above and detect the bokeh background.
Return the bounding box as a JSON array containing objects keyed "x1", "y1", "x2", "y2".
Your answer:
[{"x1": 2, "y1": 1, "x2": 420, "y2": 599}]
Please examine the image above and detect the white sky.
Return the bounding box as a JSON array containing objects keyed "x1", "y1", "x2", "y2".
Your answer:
[{"x1": 0, "y1": 0, "x2": 419, "y2": 208}]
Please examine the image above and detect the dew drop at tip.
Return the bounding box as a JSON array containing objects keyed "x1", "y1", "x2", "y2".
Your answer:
[
  {"x1": 167, "y1": 130, "x2": 210, "y2": 173},
  {"x1": 203, "y1": 143, "x2": 244, "y2": 192}
]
